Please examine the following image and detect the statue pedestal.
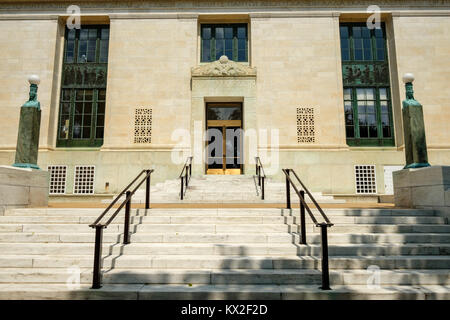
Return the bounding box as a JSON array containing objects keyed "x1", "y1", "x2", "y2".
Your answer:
[
  {"x1": 393, "y1": 166, "x2": 450, "y2": 218},
  {"x1": 0, "y1": 166, "x2": 48, "y2": 214}
]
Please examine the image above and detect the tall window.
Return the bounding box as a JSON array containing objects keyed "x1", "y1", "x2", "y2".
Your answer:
[
  {"x1": 57, "y1": 25, "x2": 109, "y2": 147},
  {"x1": 201, "y1": 24, "x2": 248, "y2": 62},
  {"x1": 340, "y1": 23, "x2": 394, "y2": 146}
]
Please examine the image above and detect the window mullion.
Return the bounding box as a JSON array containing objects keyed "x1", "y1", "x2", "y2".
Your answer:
[
  {"x1": 91, "y1": 90, "x2": 98, "y2": 144},
  {"x1": 353, "y1": 88, "x2": 360, "y2": 139},
  {"x1": 95, "y1": 27, "x2": 100, "y2": 63},
  {"x1": 69, "y1": 89, "x2": 75, "y2": 141}
]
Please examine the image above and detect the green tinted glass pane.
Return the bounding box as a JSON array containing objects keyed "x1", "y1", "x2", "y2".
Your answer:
[
  {"x1": 84, "y1": 90, "x2": 93, "y2": 101},
  {"x1": 97, "y1": 102, "x2": 105, "y2": 114},
  {"x1": 202, "y1": 27, "x2": 211, "y2": 39},
  {"x1": 88, "y1": 29, "x2": 97, "y2": 38},
  {"x1": 343, "y1": 88, "x2": 352, "y2": 100},
  {"x1": 346, "y1": 125, "x2": 354, "y2": 138},
  {"x1": 75, "y1": 102, "x2": 83, "y2": 114},
  {"x1": 80, "y1": 29, "x2": 88, "y2": 40},
  {"x1": 360, "y1": 126, "x2": 368, "y2": 137},
  {"x1": 379, "y1": 88, "x2": 387, "y2": 100},
  {"x1": 62, "y1": 89, "x2": 71, "y2": 101},
  {"x1": 340, "y1": 26, "x2": 349, "y2": 38},
  {"x1": 84, "y1": 103, "x2": 92, "y2": 114},
  {"x1": 237, "y1": 27, "x2": 246, "y2": 38},
  {"x1": 366, "y1": 88, "x2": 375, "y2": 100},
  {"x1": 369, "y1": 126, "x2": 378, "y2": 137},
  {"x1": 101, "y1": 28, "x2": 109, "y2": 39},
  {"x1": 224, "y1": 27, "x2": 233, "y2": 38},
  {"x1": 61, "y1": 103, "x2": 71, "y2": 114},
  {"x1": 76, "y1": 90, "x2": 83, "y2": 101},
  {"x1": 375, "y1": 28, "x2": 383, "y2": 38},
  {"x1": 216, "y1": 27, "x2": 224, "y2": 39},
  {"x1": 202, "y1": 39, "x2": 211, "y2": 61},
  {"x1": 366, "y1": 101, "x2": 375, "y2": 113},
  {"x1": 96, "y1": 127, "x2": 104, "y2": 139},
  {"x1": 353, "y1": 27, "x2": 361, "y2": 38},
  {"x1": 356, "y1": 88, "x2": 366, "y2": 99}
]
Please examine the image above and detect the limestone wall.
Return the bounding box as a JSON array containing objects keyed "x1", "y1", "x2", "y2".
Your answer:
[
  {"x1": 0, "y1": 18, "x2": 60, "y2": 150},
  {"x1": 0, "y1": 3, "x2": 449, "y2": 195},
  {"x1": 0, "y1": 166, "x2": 49, "y2": 213}
]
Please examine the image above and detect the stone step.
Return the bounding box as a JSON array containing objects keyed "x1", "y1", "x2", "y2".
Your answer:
[
  {"x1": 0, "y1": 215, "x2": 444, "y2": 225},
  {"x1": 321, "y1": 225, "x2": 450, "y2": 234},
  {"x1": 1, "y1": 232, "x2": 450, "y2": 244},
  {"x1": 1, "y1": 254, "x2": 449, "y2": 270},
  {"x1": 0, "y1": 243, "x2": 448, "y2": 256},
  {"x1": 0, "y1": 283, "x2": 447, "y2": 300},
  {"x1": 4, "y1": 208, "x2": 436, "y2": 217},
  {"x1": 0, "y1": 231, "x2": 446, "y2": 246},
  {"x1": 0, "y1": 268, "x2": 448, "y2": 285}
]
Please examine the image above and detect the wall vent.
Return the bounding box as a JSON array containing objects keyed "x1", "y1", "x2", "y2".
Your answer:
[
  {"x1": 134, "y1": 108, "x2": 152, "y2": 143},
  {"x1": 355, "y1": 165, "x2": 377, "y2": 194},
  {"x1": 74, "y1": 165, "x2": 95, "y2": 194},
  {"x1": 48, "y1": 165, "x2": 67, "y2": 195},
  {"x1": 297, "y1": 107, "x2": 315, "y2": 143}
]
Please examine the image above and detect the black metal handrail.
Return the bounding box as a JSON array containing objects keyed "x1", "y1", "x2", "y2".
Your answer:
[
  {"x1": 255, "y1": 157, "x2": 266, "y2": 200},
  {"x1": 282, "y1": 168, "x2": 333, "y2": 290},
  {"x1": 179, "y1": 156, "x2": 193, "y2": 200},
  {"x1": 89, "y1": 169, "x2": 154, "y2": 289}
]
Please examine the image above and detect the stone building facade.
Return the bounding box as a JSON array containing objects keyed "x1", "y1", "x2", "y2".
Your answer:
[{"x1": 0, "y1": 0, "x2": 449, "y2": 197}]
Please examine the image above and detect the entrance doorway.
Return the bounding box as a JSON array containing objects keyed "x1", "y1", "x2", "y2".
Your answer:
[{"x1": 206, "y1": 103, "x2": 243, "y2": 175}]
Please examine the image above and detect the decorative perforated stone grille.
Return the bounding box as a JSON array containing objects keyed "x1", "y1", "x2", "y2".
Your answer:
[
  {"x1": 297, "y1": 107, "x2": 315, "y2": 143},
  {"x1": 134, "y1": 108, "x2": 152, "y2": 144},
  {"x1": 74, "y1": 165, "x2": 95, "y2": 194},
  {"x1": 355, "y1": 165, "x2": 377, "y2": 194},
  {"x1": 48, "y1": 165, "x2": 67, "y2": 194}
]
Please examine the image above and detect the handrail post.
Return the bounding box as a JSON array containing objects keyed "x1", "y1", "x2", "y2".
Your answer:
[
  {"x1": 145, "y1": 170, "x2": 151, "y2": 210},
  {"x1": 285, "y1": 169, "x2": 291, "y2": 209},
  {"x1": 185, "y1": 171, "x2": 188, "y2": 187},
  {"x1": 123, "y1": 191, "x2": 131, "y2": 245},
  {"x1": 261, "y1": 176, "x2": 265, "y2": 200},
  {"x1": 91, "y1": 225, "x2": 104, "y2": 289},
  {"x1": 189, "y1": 162, "x2": 192, "y2": 177},
  {"x1": 299, "y1": 190, "x2": 307, "y2": 245},
  {"x1": 258, "y1": 165, "x2": 261, "y2": 186},
  {"x1": 319, "y1": 223, "x2": 331, "y2": 290},
  {"x1": 180, "y1": 176, "x2": 184, "y2": 200}
]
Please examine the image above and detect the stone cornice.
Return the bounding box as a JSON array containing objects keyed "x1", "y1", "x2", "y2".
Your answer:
[{"x1": 192, "y1": 56, "x2": 256, "y2": 77}]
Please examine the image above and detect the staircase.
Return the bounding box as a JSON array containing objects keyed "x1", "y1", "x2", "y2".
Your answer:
[
  {"x1": 0, "y1": 206, "x2": 449, "y2": 299},
  {"x1": 119, "y1": 175, "x2": 344, "y2": 204}
]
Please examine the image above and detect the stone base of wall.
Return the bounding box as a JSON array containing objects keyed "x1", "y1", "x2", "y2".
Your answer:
[
  {"x1": 0, "y1": 166, "x2": 49, "y2": 214},
  {"x1": 393, "y1": 166, "x2": 450, "y2": 218}
]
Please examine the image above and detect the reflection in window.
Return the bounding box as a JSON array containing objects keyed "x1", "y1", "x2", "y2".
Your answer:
[
  {"x1": 207, "y1": 107, "x2": 242, "y2": 120},
  {"x1": 201, "y1": 24, "x2": 248, "y2": 62},
  {"x1": 339, "y1": 22, "x2": 393, "y2": 147},
  {"x1": 58, "y1": 25, "x2": 109, "y2": 148}
]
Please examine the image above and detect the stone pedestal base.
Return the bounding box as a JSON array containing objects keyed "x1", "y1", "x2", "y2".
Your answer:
[
  {"x1": 0, "y1": 166, "x2": 49, "y2": 214},
  {"x1": 393, "y1": 166, "x2": 450, "y2": 218}
]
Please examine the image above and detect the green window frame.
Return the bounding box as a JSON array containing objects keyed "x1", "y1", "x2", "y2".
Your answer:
[
  {"x1": 201, "y1": 24, "x2": 248, "y2": 62},
  {"x1": 340, "y1": 22, "x2": 395, "y2": 147},
  {"x1": 57, "y1": 25, "x2": 109, "y2": 148}
]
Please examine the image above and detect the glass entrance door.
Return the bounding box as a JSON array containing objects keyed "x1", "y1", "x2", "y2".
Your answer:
[{"x1": 206, "y1": 103, "x2": 243, "y2": 175}]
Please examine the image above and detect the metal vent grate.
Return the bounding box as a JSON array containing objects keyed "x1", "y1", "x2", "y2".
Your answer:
[
  {"x1": 297, "y1": 107, "x2": 315, "y2": 143},
  {"x1": 355, "y1": 165, "x2": 377, "y2": 194},
  {"x1": 48, "y1": 165, "x2": 67, "y2": 194},
  {"x1": 134, "y1": 108, "x2": 152, "y2": 143},
  {"x1": 74, "y1": 165, "x2": 95, "y2": 194}
]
